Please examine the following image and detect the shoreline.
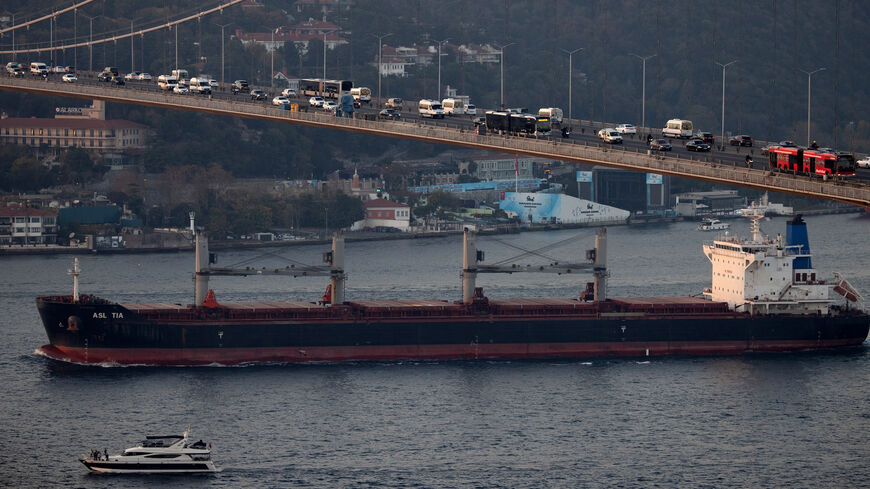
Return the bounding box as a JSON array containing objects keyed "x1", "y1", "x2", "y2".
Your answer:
[{"x1": 1, "y1": 207, "x2": 863, "y2": 256}]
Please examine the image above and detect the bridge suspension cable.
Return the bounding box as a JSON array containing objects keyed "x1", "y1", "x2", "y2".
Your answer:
[
  {"x1": 0, "y1": 0, "x2": 243, "y2": 56},
  {"x1": 0, "y1": 0, "x2": 98, "y2": 36}
]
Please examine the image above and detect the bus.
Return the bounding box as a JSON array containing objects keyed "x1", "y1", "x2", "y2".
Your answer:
[
  {"x1": 768, "y1": 146, "x2": 856, "y2": 178},
  {"x1": 350, "y1": 87, "x2": 371, "y2": 103},
  {"x1": 299, "y1": 78, "x2": 353, "y2": 99}
]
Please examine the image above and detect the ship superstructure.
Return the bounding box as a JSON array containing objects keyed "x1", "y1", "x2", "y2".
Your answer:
[{"x1": 703, "y1": 215, "x2": 861, "y2": 315}]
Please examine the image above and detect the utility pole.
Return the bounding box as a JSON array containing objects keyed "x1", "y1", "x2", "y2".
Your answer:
[
  {"x1": 630, "y1": 53, "x2": 657, "y2": 136},
  {"x1": 561, "y1": 47, "x2": 583, "y2": 121},
  {"x1": 716, "y1": 60, "x2": 738, "y2": 150}
]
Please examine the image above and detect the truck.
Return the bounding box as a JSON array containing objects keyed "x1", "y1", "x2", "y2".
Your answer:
[{"x1": 171, "y1": 69, "x2": 189, "y2": 82}]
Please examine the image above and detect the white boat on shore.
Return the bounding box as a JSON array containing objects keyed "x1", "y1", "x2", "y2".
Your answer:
[
  {"x1": 697, "y1": 218, "x2": 729, "y2": 231},
  {"x1": 80, "y1": 427, "x2": 219, "y2": 474}
]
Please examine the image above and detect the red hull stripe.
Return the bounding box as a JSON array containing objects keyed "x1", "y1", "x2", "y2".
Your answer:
[{"x1": 39, "y1": 339, "x2": 866, "y2": 366}]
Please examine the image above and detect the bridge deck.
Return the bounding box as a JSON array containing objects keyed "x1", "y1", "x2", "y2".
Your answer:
[{"x1": 1, "y1": 76, "x2": 868, "y2": 207}]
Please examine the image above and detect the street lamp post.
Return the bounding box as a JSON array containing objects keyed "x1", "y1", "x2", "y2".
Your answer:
[
  {"x1": 270, "y1": 26, "x2": 286, "y2": 89},
  {"x1": 630, "y1": 53, "x2": 656, "y2": 136},
  {"x1": 800, "y1": 67, "x2": 826, "y2": 147},
  {"x1": 561, "y1": 47, "x2": 583, "y2": 121},
  {"x1": 716, "y1": 59, "x2": 738, "y2": 150},
  {"x1": 323, "y1": 32, "x2": 327, "y2": 79},
  {"x1": 435, "y1": 38, "x2": 448, "y2": 100},
  {"x1": 372, "y1": 33, "x2": 392, "y2": 108},
  {"x1": 79, "y1": 14, "x2": 103, "y2": 72},
  {"x1": 117, "y1": 17, "x2": 134, "y2": 73},
  {"x1": 214, "y1": 22, "x2": 232, "y2": 85},
  {"x1": 493, "y1": 42, "x2": 515, "y2": 109}
]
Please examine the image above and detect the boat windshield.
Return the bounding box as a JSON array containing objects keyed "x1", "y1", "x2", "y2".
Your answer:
[{"x1": 142, "y1": 436, "x2": 183, "y2": 447}]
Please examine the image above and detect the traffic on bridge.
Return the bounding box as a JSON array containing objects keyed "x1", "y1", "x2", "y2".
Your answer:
[{"x1": 1, "y1": 70, "x2": 868, "y2": 207}]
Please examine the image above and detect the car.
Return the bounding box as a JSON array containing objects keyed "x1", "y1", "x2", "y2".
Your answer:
[
  {"x1": 9, "y1": 68, "x2": 24, "y2": 77},
  {"x1": 110, "y1": 76, "x2": 125, "y2": 86},
  {"x1": 309, "y1": 96, "x2": 325, "y2": 107},
  {"x1": 857, "y1": 157, "x2": 870, "y2": 168},
  {"x1": 250, "y1": 90, "x2": 266, "y2": 101},
  {"x1": 730, "y1": 135, "x2": 753, "y2": 146},
  {"x1": 597, "y1": 128, "x2": 623, "y2": 144},
  {"x1": 272, "y1": 96, "x2": 291, "y2": 106},
  {"x1": 322, "y1": 101, "x2": 338, "y2": 112},
  {"x1": 51, "y1": 65, "x2": 71, "y2": 73},
  {"x1": 177, "y1": 79, "x2": 190, "y2": 88},
  {"x1": 694, "y1": 131, "x2": 714, "y2": 145},
  {"x1": 686, "y1": 139, "x2": 711, "y2": 152},
  {"x1": 281, "y1": 88, "x2": 297, "y2": 97},
  {"x1": 97, "y1": 72, "x2": 113, "y2": 82},
  {"x1": 232, "y1": 80, "x2": 250, "y2": 94},
  {"x1": 173, "y1": 85, "x2": 189, "y2": 94},
  {"x1": 61, "y1": 73, "x2": 77, "y2": 83},
  {"x1": 124, "y1": 72, "x2": 140, "y2": 80},
  {"x1": 615, "y1": 124, "x2": 637, "y2": 134},
  {"x1": 650, "y1": 139, "x2": 672, "y2": 151},
  {"x1": 378, "y1": 108, "x2": 401, "y2": 120},
  {"x1": 472, "y1": 116, "x2": 485, "y2": 126},
  {"x1": 386, "y1": 97, "x2": 403, "y2": 109},
  {"x1": 466, "y1": 104, "x2": 477, "y2": 116},
  {"x1": 137, "y1": 73, "x2": 152, "y2": 81}
]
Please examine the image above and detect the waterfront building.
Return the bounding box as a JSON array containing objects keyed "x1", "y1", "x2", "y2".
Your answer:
[
  {"x1": 350, "y1": 198, "x2": 411, "y2": 231},
  {"x1": 0, "y1": 206, "x2": 58, "y2": 245}
]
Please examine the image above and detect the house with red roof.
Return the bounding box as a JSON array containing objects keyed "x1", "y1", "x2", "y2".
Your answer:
[{"x1": 350, "y1": 198, "x2": 411, "y2": 232}]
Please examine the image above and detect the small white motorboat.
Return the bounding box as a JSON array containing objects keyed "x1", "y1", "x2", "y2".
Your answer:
[
  {"x1": 81, "y1": 427, "x2": 219, "y2": 474},
  {"x1": 697, "y1": 218, "x2": 729, "y2": 231}
]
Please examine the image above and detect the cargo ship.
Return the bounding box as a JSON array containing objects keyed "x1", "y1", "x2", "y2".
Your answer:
[{"x1": 36, "y1": 216, "x2": 868, "y2": 365}]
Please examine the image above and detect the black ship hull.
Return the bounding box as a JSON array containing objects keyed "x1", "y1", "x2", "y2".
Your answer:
[{"x1": 36, "y1": 296, "x2": 869, "y2": 366}]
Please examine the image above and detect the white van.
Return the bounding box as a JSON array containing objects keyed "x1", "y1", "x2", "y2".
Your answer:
[
  {"x1": 157, "y1": 75, "x2": 178, "y2": 90},
  {"x1": 29, "y1": 62, "x2": 48, "y2": 76},
  {"x1": 441, "y1": 98, "x2": 466, "y2": 115},
  {"x1": 189, "y1": 77, "x2": 212, "y2": 94},
  {"x1": 662, "y1": 119, "x2": 694, "y2": 138},
  {"x1": 350, "y1": 87, "x2": 371, "y2": 103},
  {"x1": 418, "y1": 99, "x2": 445, "y2": 119},
  {"x1": 538, "y1": 107, "x2": 563, "y2": 124}
]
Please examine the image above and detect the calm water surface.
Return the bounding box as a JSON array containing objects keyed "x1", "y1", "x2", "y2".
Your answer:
[{"x1": 1, "y1": 215, "x2": 869, "y2": 488}]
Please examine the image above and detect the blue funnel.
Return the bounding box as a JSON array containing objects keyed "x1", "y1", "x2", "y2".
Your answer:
[{"x1": 786, "y1": 215, "x2": 812, "y2": 269}]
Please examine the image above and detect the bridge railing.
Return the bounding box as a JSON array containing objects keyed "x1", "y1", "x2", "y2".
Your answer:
[{"x1": 1, "y1": 76, "x2": 868, "y2": 206}]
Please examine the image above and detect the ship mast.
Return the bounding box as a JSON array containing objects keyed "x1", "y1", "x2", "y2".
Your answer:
[
  {"x1": 67, "y1": 257, "x2": 81, "y2": 302},
  {"x1": 461, "y1": 227, "x2": 607, "y2": 303}
]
